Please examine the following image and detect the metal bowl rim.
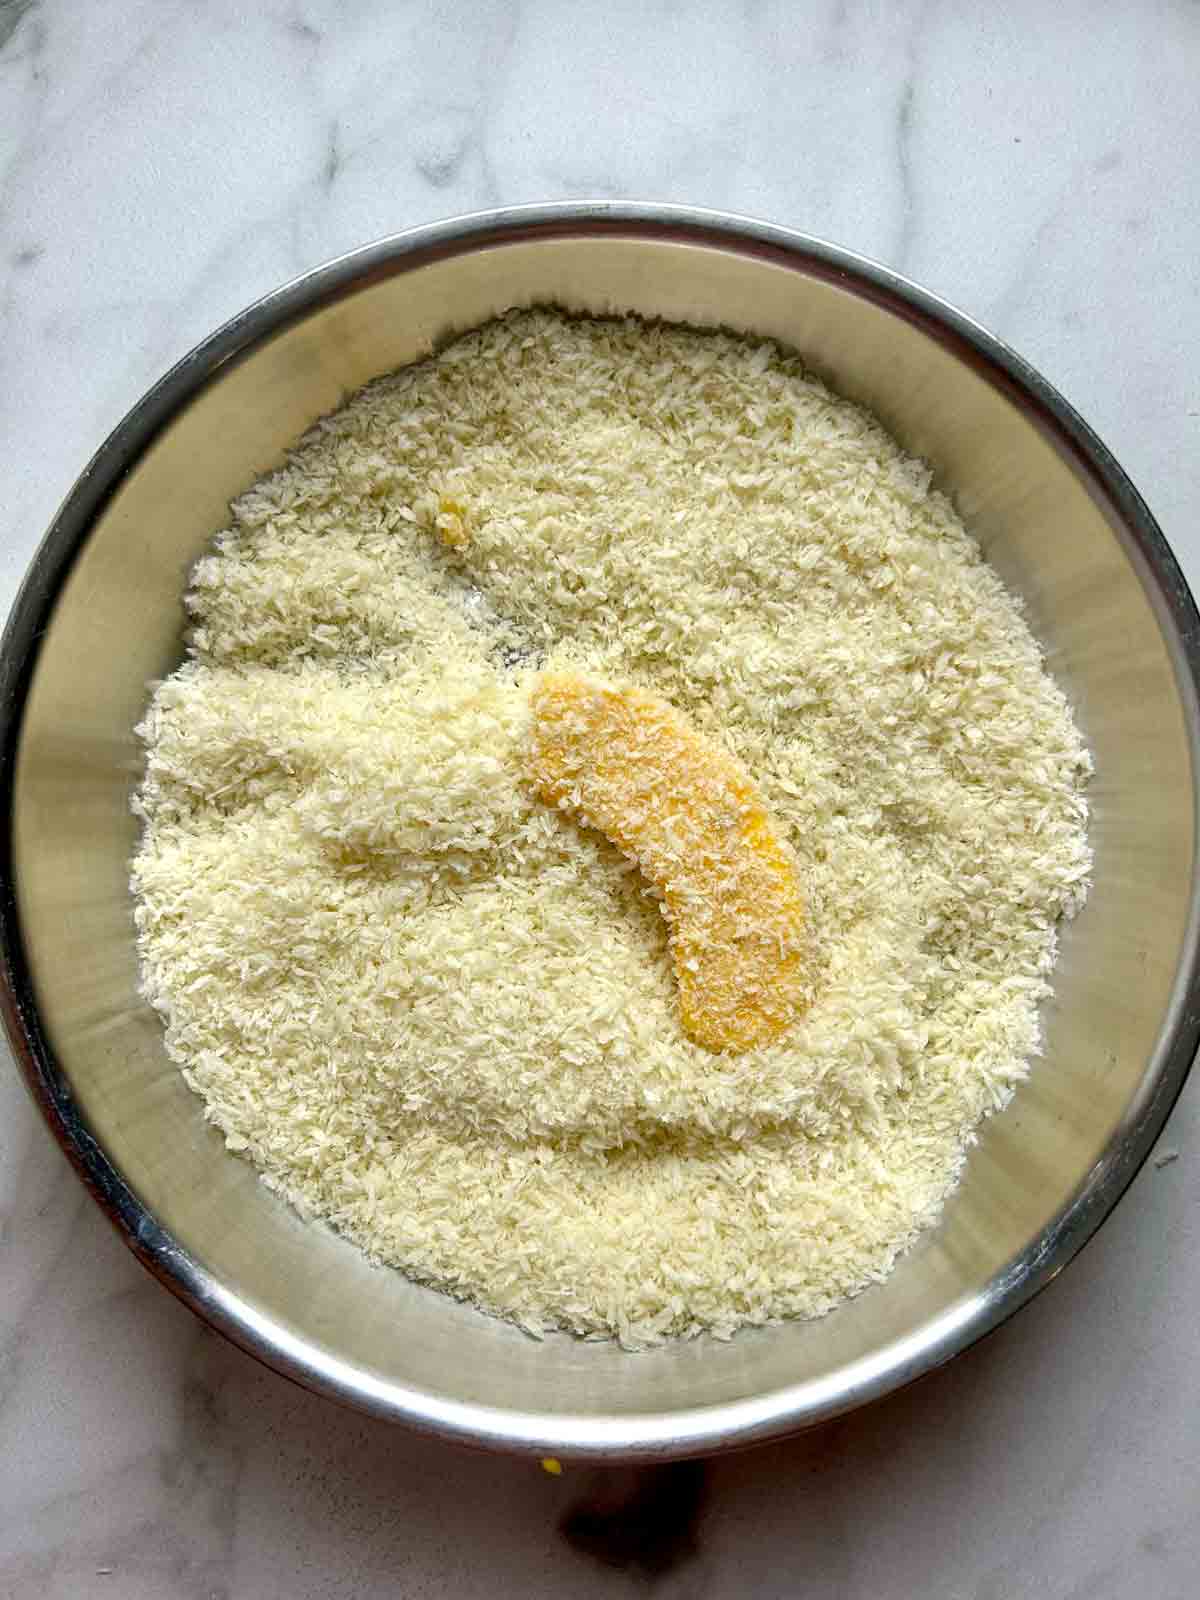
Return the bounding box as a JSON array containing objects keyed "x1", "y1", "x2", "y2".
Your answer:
[{"x1": 2, "y1": 200, "x2": 1197, "y2": 1460}]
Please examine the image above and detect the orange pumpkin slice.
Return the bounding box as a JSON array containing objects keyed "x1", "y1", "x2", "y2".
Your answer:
[{"x1": 526, "y1": 673, "x2": 808, "y2": 1053}]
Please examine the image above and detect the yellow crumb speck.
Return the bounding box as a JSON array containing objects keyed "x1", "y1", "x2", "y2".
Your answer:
[
  {"x1": 526, "y1": 672, "x2": 809, "y2": 1053},
  {"x1": 435, "y1": 494, "x2": 470, "y2": 552},
  {"x1": 540, "y1": 1457, "x2": 563, "y2": 1475}
]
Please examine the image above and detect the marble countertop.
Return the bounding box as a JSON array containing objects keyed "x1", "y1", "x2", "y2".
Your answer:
[{"x1": 2, "y1": 2, "x2": 1198, "y2": 1595}]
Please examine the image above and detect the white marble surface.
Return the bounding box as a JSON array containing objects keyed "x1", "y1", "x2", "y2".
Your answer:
[{"x1": 2, "y1": 1, "x2": 1198, "y2": 1594}]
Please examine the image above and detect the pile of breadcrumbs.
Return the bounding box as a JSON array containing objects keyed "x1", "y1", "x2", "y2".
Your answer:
[{"x1": 132, "y1": 309, "x2": 1092, "y2": 1347}]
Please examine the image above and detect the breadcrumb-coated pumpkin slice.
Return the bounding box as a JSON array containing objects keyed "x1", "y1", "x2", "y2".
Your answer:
[{"x1": 526, "y1": 673, "x2": 809, "y2": 1053}]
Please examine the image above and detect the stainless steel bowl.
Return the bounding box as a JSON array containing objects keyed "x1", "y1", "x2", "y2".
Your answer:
[{"x1": 3, "y1": 204, "x2": 1197, "y2": 1461}]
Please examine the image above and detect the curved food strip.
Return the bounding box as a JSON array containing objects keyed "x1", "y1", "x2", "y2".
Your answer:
[{"x1": 526, "y1": 672, "x2": 809, "y2": 1053}]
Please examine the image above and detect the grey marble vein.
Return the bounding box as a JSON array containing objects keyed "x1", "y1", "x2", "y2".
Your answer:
[
  {"x1": 889, "y1": 0, "x2": 936, "y2": 273},
  {"x1": 0, "y1": 0, "x2": 36, "y2": 54}
]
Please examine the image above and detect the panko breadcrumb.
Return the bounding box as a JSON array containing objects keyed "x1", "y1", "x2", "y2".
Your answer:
[{"x1": 131, "y1": 309, "x2": 1092, "y2": 1347}]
